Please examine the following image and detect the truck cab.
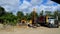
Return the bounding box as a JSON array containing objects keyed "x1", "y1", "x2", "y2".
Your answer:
[{"x1": 48, "y1": 17, "x2": 59, "y2": 28}]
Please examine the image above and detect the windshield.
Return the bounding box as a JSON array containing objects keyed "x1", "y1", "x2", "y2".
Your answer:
[{"x1": 48, "y1": 17, "x2": 54, "y2": 19}]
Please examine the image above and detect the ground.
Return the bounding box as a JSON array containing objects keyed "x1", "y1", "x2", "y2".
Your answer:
[{"x1": 0, "y1": 26, "x2": 60, "y2": 34}]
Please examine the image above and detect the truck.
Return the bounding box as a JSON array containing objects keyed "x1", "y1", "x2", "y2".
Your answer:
[
  {"x1": 28, "y1": 15, "x2": 59, "y2": 28},
  {"x1": 37, "y1": 15, "x2": 59, "y2": 28},
  {"x1": 28, "y1": 8, "x2": 59, "y2": 28}
]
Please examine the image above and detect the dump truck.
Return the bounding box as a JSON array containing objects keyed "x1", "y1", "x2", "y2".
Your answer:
[
  {"x1": 28, "y1": 8, "x2": 59, "y2": 28},
  {"x1": 37, "y1": 15, "x2": 59, "y2": 28},
  {"x1": 28, "y1": 15, "x2": 59, "y2": 28}
]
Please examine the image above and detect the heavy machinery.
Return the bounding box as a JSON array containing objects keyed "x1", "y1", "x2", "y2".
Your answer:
[
  {"x1": 37, "y1": 15, "x2": 59, "y2": 28},
  {"x1": 31, "y1": 14, "x2": 59, "y2": 28},
  {"x1": 28, "y1": 8, "x2": 59, "y2": 28}
]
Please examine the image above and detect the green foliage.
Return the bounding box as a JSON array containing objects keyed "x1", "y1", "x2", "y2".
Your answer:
[
  {"x1": 0, "y1": 6, "x2": 17, "y2": 25},
  {"x1": 17, "y1": 11, "x2": 24, "y2": 20},
  {"x1": 25, "y1": 13, "x2": 31, "y2": 20},
  {"x1": 58, "y1": 11, "x2": 60, "y2": 21},
  {"x1": 54, "y1": 11, "x2": 58, "y2": 17},
  {"x1": 45, "y1": 11, "x2": 52, "y2": 16},
  {"x1": 0, "y1": 6, "x2": 5, "y2": 16},
  {"x1": 30, "y1": 11, "x2": 38, "y2": 18},
  {"x1": 0, "y1": 6, "x2": 60, "y2": 26},
  {"x1": 40, "y1": 10, "x2": 44, "y2": 16}
]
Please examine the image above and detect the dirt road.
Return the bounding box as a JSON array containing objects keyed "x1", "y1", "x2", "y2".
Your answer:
[{"x1": 0, "y1": 26, "x2": 60, "y2": 34}]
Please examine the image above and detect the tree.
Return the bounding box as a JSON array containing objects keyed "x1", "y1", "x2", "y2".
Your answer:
[
  {"x1": 0, "y1": 11, "x2": 17, "y2": 25},
  {"x1": 39, "y1": 10, "x2": 44, "y2": 16},
  {"x1": 0, "y1": 6, "x2": 6, "y2": 23},
  {"x1": 58, "y1": 11, "x2": 60, "y2": 21},
  {"x1": 53, "y1": 10, "x2": 60, "y2": 21},
  {"x1": 0, "y1": 6, "x2": 6, "y2": 16},
  {"x1": 54, "y1": 10, "x2": 58, "y2": 18},
  {"x1": 30, "y1": 11, "x2": 38, "y2": 18},
  {"x1": 0, "y1": 6, "x2": 17, "y2": 25},
  {"x1": 45, "y1": 11, "x2": 52, "y2": 16},
  {"x1": 17, "y1": 11, "x2": 24, "y2": 20},
  {"x1": 24, "y1": 13, "x2": 30, "y2": 20}
]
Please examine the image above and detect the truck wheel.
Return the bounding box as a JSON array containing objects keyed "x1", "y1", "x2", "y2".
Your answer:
[
  {"x1": 32, "y1": 25, "x2": 37, "y2": 28},
  {"x1": 35, "y1": 24, "x2": 40, "y2": 27},
  {"x1": 56, "y1": 25, "x2": 59, "y2": 28},
  {"x1": 48, "y1": 24, "x2": 52, "y2": 28},
  {"x1": 55, "y1": 23, "x2": 59, "y2": 28},
  {"x1": 28, "y1": 24, "x2": 33, "y2": 27},
  {"x1": 59, "y1": 23, "x2": 60, "y2": 26}
]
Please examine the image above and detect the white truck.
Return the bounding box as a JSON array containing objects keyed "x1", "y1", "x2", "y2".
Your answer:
[{"x1": 48, "y1": 17, "x2": 59, "y2": 28}]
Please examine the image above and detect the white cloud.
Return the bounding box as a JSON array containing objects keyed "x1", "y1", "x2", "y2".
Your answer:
[
  {"x1": 45, "y1": 0, "x2": 55, "y2": 5},
  {"x1": 18, "y1": 0, "x2": 44, "y2": 13},
  {"x1": 0, "y1": 0, "x2": 20, "y2": 6},
  {"x1": 0, "y1": 0, "x2": 20, "y2": 15},
  {"x1": 39, "y1": 4, "x2": 59, "y2": 11},
  {"x1": 19, "y1": 0, "x2": 60, "y2": 15},
  {"x1": 31, "y1": 0, "x2": 43, "y2": 6},
  {"x1": 56, "y1": 4, "x2": 60, "y2": 11},
  {"x1": 0, "y1": 0, "x2": 60, "y2": 15},
  {"x1": 19, "y1": 0, "x2": 32, "y2": 10},
  {"x1": 19, "y1": 0, "x2": 32, "y2": 14}
]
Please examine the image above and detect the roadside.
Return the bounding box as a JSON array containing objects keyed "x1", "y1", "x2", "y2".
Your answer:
[{"x1": 0, "y1": 24, "x2": 60, "y2": 34}]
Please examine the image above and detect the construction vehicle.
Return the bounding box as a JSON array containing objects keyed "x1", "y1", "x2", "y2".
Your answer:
[
  {"x1": 37, "y1": 15, "x2": 59, "y2": 28},
  {"x1": 28, "y1": 8, "x2": 59, "y2": 28},
  {"x1": 28, "y1": 8, "x2": 40, "y2": 28}
]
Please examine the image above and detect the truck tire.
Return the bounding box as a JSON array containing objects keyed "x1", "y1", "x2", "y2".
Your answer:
[
  {"x1": 49, "y1": 24, "x2": 59, "y2": 28},
  {"x1": 33, "y1": 26, "x2": 37, "y2": 28},
  {"x1": 59, "y1": 23, "x2": 60, "y2": 26},
  {"x1": 48, "y1": 23, "x2": 52, "y2": 28},
  {"x1": 56, "y1": 25, "x2": 59, "y2": 28},
  {"x1": 36, "y1": 24, "x2": 40, "y2": 27},
  {"x1": 28, "y1": 24, "x2": 33, "y2": 27},
  {"x1": 48, "y1": 24, "x2": 59, "y2": 28}
]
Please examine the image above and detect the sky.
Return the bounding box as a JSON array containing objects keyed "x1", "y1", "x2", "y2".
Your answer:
[{"x1": 0, "y1": 0, "x2": 60, "y2": 15}]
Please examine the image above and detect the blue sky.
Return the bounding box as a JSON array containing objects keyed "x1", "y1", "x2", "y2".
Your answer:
[{"x1": 0, "y1": 0, "x2": 60, "y2": 15}]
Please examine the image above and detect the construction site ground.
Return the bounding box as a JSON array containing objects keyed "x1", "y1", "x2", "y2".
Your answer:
[{"x1": 0, "y1": 25, "x2": 60, "y2": 34}]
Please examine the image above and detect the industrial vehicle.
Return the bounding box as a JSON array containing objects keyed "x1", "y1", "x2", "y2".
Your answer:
[
  {"x1": 37, "y1": 15, "x2": 59, "y2": 28},
  {"x1": 28, "y1": 8, "x2": 59, "y2": 28}
]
